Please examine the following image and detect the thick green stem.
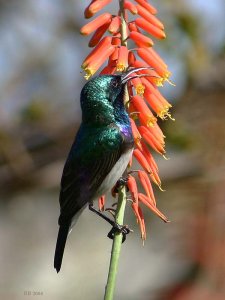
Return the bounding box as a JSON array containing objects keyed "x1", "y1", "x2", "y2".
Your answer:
[{"x1": 104, "y1": 186, "x2": 127, "y2": 300}]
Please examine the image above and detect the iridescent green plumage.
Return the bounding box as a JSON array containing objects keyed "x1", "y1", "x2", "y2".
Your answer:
[{"x1": 54, "y1": 74, "x2": 134, "y2": 272}]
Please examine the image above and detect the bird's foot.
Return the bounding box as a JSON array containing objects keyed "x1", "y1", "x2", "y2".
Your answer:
[
  {"x1": 111, "y1": 177, "x2": 129, "y2": 197},
  {"x1": 89, "y1": 204, "x2": 132, "y2": 242},
  {"x1": 107, "y1": 223, "x2": 132, "y2": 243}
]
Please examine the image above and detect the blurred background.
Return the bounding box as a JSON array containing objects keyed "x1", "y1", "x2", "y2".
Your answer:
[{"x1": 0, "y1": 0, "x2": 225, "y2": 299}]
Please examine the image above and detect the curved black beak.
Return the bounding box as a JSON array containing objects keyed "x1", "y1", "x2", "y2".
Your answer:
[{"x1": 121, "y1": 67, "x2": 154, "y2": 84}]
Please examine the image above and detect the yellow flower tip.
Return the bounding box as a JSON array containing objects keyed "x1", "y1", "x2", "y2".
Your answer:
[
  {"x1": 155, "y1": 78, "x2": 164, "y2": 87},
  {"x1": 129, "y1": 112, "x2": 140, "y2": 120},
  {"x1": 84, "y1": 69, "x2": 95, "y2": 80},
  {"x1": 147, "y1": 116, "x2": 157, "y2": 127},
  {"x1": 135, "y1": 84, "x2": 145, "y2": 96},
  {"x1": 116, "y1": 64, "x2": 126, "y2": 72},
  {"x1": 157, "y1": 107, "x2": 174, "y2": 121},
  {"x1": 84, "y1": 68, "x2": 95, "y2": 80},
  {"x1": 84, "y1": 74, "x2": 90, "y2": 80},
  {"x1": 157, "y1": 108, "x2": 169, "y2": 120},
  {"x1": 163, "y1": 71, "x2": 171, "y2": 80}
]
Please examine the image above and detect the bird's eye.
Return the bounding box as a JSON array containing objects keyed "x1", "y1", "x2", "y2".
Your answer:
[{"x1": 111, "y1": 80, "x2": 118, "y2": 87}]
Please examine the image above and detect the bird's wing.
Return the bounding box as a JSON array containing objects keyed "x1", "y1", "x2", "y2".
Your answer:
[{"x1": 58, "y1": 124, "x2": 126, "y2": 223}]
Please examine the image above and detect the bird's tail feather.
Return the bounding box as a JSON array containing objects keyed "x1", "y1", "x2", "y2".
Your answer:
[{"x1": 54, "y1": 224, "x2": 70, "y2": 273}]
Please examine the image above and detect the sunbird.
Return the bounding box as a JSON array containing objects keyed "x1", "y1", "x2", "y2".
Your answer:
[{"x1": 54, "y1": 67, "x2": 149, "y2": 272}]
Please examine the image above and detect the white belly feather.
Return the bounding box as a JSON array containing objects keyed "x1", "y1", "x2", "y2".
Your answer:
[{"x1": 97, "y1": 149, "x2": 133, "y2": 196}]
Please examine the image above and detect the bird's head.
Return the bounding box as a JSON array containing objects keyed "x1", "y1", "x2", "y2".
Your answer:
[{"x1": 80, "y1": 67, "x2": 152, "y2": 125}]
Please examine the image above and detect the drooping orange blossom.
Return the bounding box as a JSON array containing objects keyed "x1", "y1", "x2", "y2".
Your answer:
[{"x1": 80, "y1": 0, "x2": 173, "y2": 241}]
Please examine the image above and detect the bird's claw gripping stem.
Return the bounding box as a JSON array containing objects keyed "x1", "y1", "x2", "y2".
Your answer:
[
  {"x1": 89, "y1": 204, "x2": 131, "y2": 243},
  {"x1": 107, "y1": 224, "x2": 132, "y2": 243}
]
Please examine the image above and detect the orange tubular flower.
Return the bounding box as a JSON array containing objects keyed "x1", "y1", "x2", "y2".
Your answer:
[
  {"x1": 124, "y1": 1, "x2": 138, "y2": 14},
  {"x1": 137, "y1": 48, "x2": 170, "y2": 79},
  {"x1": 127, "y1": 175, "x2": 138, "y2": 203},
  {"x1": 129, "y1": 117, "x2": 142, "y2": 147},
  {"x1": 148, "y1": 47, "x2": 168, "y2": 69},
  {"x1": 133, "y1": 149, "x2": 152, "y2": 174},
  {"x1": 140, "y1": 142, "x2": 160, "y2": 179},
  {"x1": 141, "y1": 78, "x2": 173, "y2": 120},
  {"x1": 135, "y1": 140, "x2": 163, "y2": 191},
  {"x1": 84, "y1": 45, "x2": 115, "y2": 79},
  {"x1": 134, "y1": 0, "x2": 157, "y2": 15},
  {"x1": 81, "y1": 0, "x2": 172, "y2": 241},
  {"x1": 84, "y1": 0, "x2": 95, "y2": 19},
  {"x1": 131, "y1": 95, "x2": 157, "y2": 127},
  {"x1": 129, "y1": 31, "x2": 154, "y2": 47},
  {"x1": 153, "y1": 84, "x2": 173, "y2": 111},
  {"x1": 140, "y1": 77, "x2": 159, "y2": 94},
  {"x1": 88, "y1": 21, "x2": 111, "y2": 47},
  {"x1": 132, "y1": 203, "x2": 146, "y2": 240},
  {"x1": 98, "y1": 195, "x2": 105, "y2": 211},
  {"x1": 112, "y1": 35, "x2": 121, "y2": 46},
  {"x1": 138, "y1": 125, "x2": 165, "y2": 155},
  {"x1": 136, "y1": 5, "x2": 164, "y2": 29},
  {"x1": 135, "y1": 18, "x2": 166, "y2": 39},
  {"x1": 144, "y1": 89, "x2": 169, "y2": 119},
  {"x1": 116, "y1": 46, "x2": 128, "y2": 72},
  {"x1": 130, "y1": 75, "x2": 145, "y2": 95},
  {"x1": 108, "y1": 16, "x2": 121, "y2": 34},
  {"x1": 80, "y1": 13, "x2": 112, "y2": 35},
  {"x1": 100, "y1": 65, "x2": 116, "y2": 75},
  {"x1": 82, "y1": 36, "x2": 112, "y2": 69},
  {"x1": 138, "y1": 170, "x2": 156, "y2": 206},
  {"x1": 128, "y1": 51, "x2": 136, "y2": 65},
  {"x1": 128, "y1": 21, "x2": 140, "y2": 33},
  {"x1": 109, "y1": 47, "x2": 119, "y2": 61},
  {"x1": 138, "y1": 193, "x2": 169, "y2": 222},
  {"x1": 85, "y1": 0, "x2": 113, "y2": 18},
  {"x1": 147, "y1": 123, "x2": 165, "y2": 145}
]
